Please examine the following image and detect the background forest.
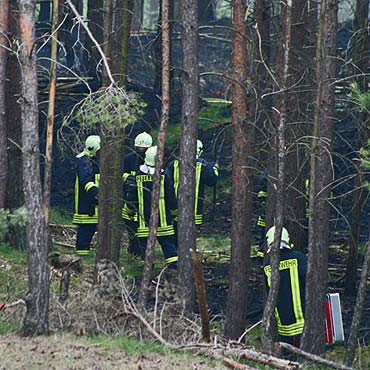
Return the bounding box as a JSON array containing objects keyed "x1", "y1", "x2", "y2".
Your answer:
[{"x1": 0, "y1": 0, "x2": 369, "y2": 369}]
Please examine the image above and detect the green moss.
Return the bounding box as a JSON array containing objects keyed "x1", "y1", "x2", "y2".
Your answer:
[
  {"x1": 50, "y1": 208, "x2": 73, "y2": 225},
  {"x1": 0, "y1": 319, "x2": 21, "y2": 335}
]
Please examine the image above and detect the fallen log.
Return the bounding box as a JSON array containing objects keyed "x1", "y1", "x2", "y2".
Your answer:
[
  {"x1": 278, "y1": 342, "x2": 353, "y2": 370},
  {"x1": 209, "y1": 351, "x2": 258, "y2": 370}
]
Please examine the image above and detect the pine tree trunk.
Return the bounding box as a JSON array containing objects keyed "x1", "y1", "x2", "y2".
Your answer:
[
  {"x1": 301, "y1": 0, "x2": 338, "y2": 354},
  {"x1": 261, "y1": 0, "x2": 292, "y2": 352},
  {"x1": 344, "y1": 231, "x2": 370, "y2": 366},
  {"x1": 5, "y1": 1, "x2": 23, "y2": 210},
  {"x1": 18, "y1": 0, "x2": 49, "y2": 336},
  {"x1": 344, "y1": 0, "x2": 369, "y2": 294},
  {"x1": 224, "y1": 0, "x2": 252, "y2": 339},
  {"x1": 139, "y1": 0, "x2": 171, "y2": 307},
  {"x1": 0, "y1": 0, "x2": 9, "y2": 209},
  {"x1": 178, "y1": 0, "x2": 199, "y2": 312},
  {"x1": 43, "y1": 0, "x2": 59, "y2": 225}
]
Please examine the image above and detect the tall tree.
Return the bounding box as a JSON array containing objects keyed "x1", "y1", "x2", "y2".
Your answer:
[
  {"x1": 261, "y1": 0, "x2": 292, "y2": 352},
  {"x1": 344, "y1": 0, "x2": 370, "y2": 294},
  {"x1": 224, "y1": 0, "x2": 252, "y2": 339},
  {"x1": 43, "y1": 0, "x2": 59, "y2": 225},
  {"x1": 178, "y1": 0, "x2": 199, "y2": 312},
  {"x1": 344, "y1": 231, "x2": 370, "y2": 366},
  {"x1": 139, "y1": 0, "x2": 171, "y2": 306},
  {"x1": 284, "y1": 0, "x2": 311, "y2": 251},
  {"x1": 18, "y1": 0, "x2": 49, "y2": 336},
  {"x1": 301, "y1": 0, "x2": 338, "y2": 354},
  {"x1": 0, "y1": 0, "x2": 9, "y2": 208},
  {"x1": 5, "y1": 1, "x2": 23, "y2": 210}
]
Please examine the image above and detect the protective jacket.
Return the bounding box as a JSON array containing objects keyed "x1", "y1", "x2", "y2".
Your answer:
[
  {"x1": 124, "y1": 166, "x2": 177, "y2": 237},
  {"x1": 263, "y1": 248, "x2": 308, "y2": 337},
  {"x1": 166, "y1": 158, "x2": 218, "y2": 225},
  {"x1": 73, "y1": 155, "x2": 99, "y2": 224},
  {"x1": 122, "y1": 151, "x2": 145, "y2": 221}
]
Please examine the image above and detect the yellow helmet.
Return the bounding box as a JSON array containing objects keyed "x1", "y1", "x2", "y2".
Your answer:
[
  {"x1": 135, "y1": 132, "x2": 153, "y2": 148},
  {"x1": 77, "y1": 135, "x2": 101, "y2": 158},
  {"x1": 266, "y1": 226, "x2": 290, "y2": 248},
  {"x1": 145, "y1": 146, "x2": 157, "y2": 167}
]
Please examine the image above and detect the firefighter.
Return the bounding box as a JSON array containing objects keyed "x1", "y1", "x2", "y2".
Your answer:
[
  {"x1": 263, "y1": 226, "x2": 308, "y2": 346},
  {"x1": 124, "y1": 146, "x2": 178, "y2": 268},
  {"x1": 73, "y1": 135, "x2": 100, "y2": 256},
  {"x1": 122, "y1": 131, "x2": 153, "y2": 256},
  {"x1": 165, "y1": 139, "x2": 218, "y2": 234}
]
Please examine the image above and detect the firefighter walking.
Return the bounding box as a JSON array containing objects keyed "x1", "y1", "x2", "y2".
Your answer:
[{"x1": 73, "y1": 135, "x2": 101, "y2": 255}]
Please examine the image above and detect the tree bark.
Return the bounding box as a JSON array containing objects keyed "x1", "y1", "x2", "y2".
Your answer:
[
  {"x1": 224, "y1": 0, "x2": 252, "y2": 339},
  {"x1": 178, "y1": 0, "x2": 199, "y2": 313},
  {"x1": 284, "y1": 0, "x2": 311, "y2": 251},
  {"x1": 43, "y1": 0, "x2": 59, "y2": 225},
  {"x1": 0, "y1": 0, "x2": 9, "y2": 209},
  {"x1": 344, "y1": 231, "x2": 370, "y2": 366},
  {"x1": 138, "y1": 0, "x2": 171, "y2": 307},
  {"x1": 262, "y1": 0, "x2": 292, "y2": 352},
  {"x1": 18, "y1": 0, "x2": 50, "y2": 336},
  {"x1": 344, "y1": 0, "x2": 369, "y2": 294},
  {"x1": 301, "y1": 0, "x2": 338, "y2": 354},
  {"x1": 5, "y1": 1, "x2": 23, "y2": 210}
]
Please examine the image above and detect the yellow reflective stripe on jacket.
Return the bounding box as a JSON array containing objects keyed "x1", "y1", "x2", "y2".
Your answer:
[
  {"x1": 213, "y1": 166, "x2": 219, "y2": 176},
  {"x1": 165, "y1": 256, "x2": 178, "y2": 264},
  {"x1": 290, "y1": 261, "x2": 304, "y2": 326},
  {"x1": 159, "y1": 178, "x2": 167, "y2": 228},
  {"x1": 74, "y1": 177, "x2": 79, "y2": 215},
  {"x1": 137, "y1": 179, "x2": 145, "y2": 231},
  {"x1": 194, "y1": 161, "x2": 202, "y2": 221},
  {"x1": 85, "y1": 181, "x2": 96, "y2": 192},
  {"x1": 173, "y1": 160, "x2": 179, "y2": 197}
]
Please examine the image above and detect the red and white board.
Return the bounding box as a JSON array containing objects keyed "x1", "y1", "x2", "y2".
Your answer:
[{"x1": 325, "y1": 293, "x2": 345, "y2": 343}]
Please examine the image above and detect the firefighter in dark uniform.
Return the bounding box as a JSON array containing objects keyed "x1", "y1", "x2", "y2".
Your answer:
[
  {"x1": 73, "y1": 135, "x2": 100, "y2": 256},
  {"x1": 122, "y1": 132, "x2": 153, "y2": 256},
  {"x1": 124, "y1": 146, "x2": 178, "y2": 268},
  {"x1": 263, "y1": 226, "x2": 308, "y2": 346},
  {"x1": 165, "y1": 139, "x2": 218, "y2": 236}
]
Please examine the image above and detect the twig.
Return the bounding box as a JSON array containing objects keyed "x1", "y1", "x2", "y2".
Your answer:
[
  {"x1": 237, "y1": 320, "x2": 262, "y2": 343},
  {"x1": 279, "y1": 342, "x2": 354, "y2": 370},
  {"x1": 65, "y1": 0, "x2": 115, "y2": 86},
  {"x1": 53, "y1": 241, "x2": 75, "y2": 249}
]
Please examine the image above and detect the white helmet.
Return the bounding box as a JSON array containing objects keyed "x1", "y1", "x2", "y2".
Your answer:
[
  {"x1": 76, "y1": 135, "x2": 101, "y2": 158},
  {"x1": 135, "y1": 132, "x2": 153, "y2": 148},
  {"x1": 266, "y1": 226, "x2": 290, "y2": 249},
  {"x1": 145, "y1": 146, "x2": 157, "y2": 167},
  {"x1": 196, "y1": 139, "x2": 203, "y2": 159}
]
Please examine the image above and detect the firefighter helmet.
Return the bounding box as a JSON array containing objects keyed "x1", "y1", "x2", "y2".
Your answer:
[
  {"x1": 197, "y1": 139, "x2": 203, "y2": 158},
  {"x1": 135, "y1": 132, "x2": 153, "y2": 148},
  {"x1": 76, "y1": 135, "x2": 101, "y2": 158},
  {"x1": 266, "y1": 226, "x2": 290, "y2": 248},
  {"x1": 145, "y1": 146, "x2": 157, "y2": 167}
]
